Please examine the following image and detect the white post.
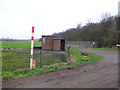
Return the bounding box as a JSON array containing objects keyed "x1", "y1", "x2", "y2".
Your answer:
[{"x1": 30, "y1": 26, "x2": 34, "y2": 69}]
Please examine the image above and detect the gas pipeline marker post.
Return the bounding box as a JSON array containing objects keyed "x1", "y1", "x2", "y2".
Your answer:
[{"x1": 30, "y1": 26, "x2": 35, "y2": 69}]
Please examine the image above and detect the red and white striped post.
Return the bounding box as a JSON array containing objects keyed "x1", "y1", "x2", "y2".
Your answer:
[{"x1": 30, "y1": 26, "x2": 34, "y2": 69}]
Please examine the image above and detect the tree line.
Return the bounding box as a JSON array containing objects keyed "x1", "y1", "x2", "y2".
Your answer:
[{"x1": 53, "y1": 14, "x2": 119, "y2": 48}]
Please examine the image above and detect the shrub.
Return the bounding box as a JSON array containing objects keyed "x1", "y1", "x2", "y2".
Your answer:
[
  {"x1": 49, "y1": 65, "x2": 54, "y2": 68},
  {"x1": 14, "y1": 69, "x2": 24, "y2": 75},
  {"x1": 81, "y1": 52, "x2": 89, "y2": 56},
  {"x1": 3, "y1": 73, "x2": 14, "y2": 80},
  {"x1": 23, "y1": 68, "x2": 31, "y2": 74},
  {"x1": 82, "y1": 56, "x2": 90, "y2": 61}
]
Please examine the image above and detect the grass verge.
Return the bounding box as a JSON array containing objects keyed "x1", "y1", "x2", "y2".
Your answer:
[
  {"x1": 2, "y1": 48, "x2": 102, "y2": 81},
  {"x1": 83, "y1": 47, "x2": 119, "y2": 51}
]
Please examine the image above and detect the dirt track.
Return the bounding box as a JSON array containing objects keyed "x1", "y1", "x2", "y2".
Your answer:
[{"x1": 2, "y1": 48, "x2": 118, "y2": 88}]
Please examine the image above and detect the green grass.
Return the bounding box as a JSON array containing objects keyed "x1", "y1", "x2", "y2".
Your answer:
[
  {"x1": 83, "y1": 47, "x2": 119, "y2": 51},
  {"x1": 2, "y1": 41, "x2": 41, "y2": 48},
  {"x1": 2, "y1": 48, "x2": 102, "y2": 81},
  {"x1": 2, "y1": 49, "x2": 66, "y2": 71},
  {"x1": 70, "y1": 48, "x2": 102, "y2": 65}
]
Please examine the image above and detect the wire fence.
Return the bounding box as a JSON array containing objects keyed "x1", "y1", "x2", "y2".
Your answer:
[
  {"x1": 2, "y1": 49, "x2": 67, "y2": 71},
  {"x1": 67, "y1": 41, "x2": 97, "y2": 48},
  {"x1": 34, "y1": 49, "x2": 66, "y2": 66}
]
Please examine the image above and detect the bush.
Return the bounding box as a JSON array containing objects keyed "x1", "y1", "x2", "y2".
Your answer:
[
  {"x1": 82, "y1": 56, "x2": 90, "y2": 61},
  {"x1": 81, "y1": 52, "x2": 89, "y2": 56},
  {"x1": 49, "y1": 65, "x2": 54, "y2": 68},
  {"x1": 3, "y1": 73, "x2": 14, "y2": 80},
  {"x1": 23, "y1": 68, "x2": 31, "y2": 74},
  {"x1": 14, "y1": 69, "x2": 24, "y2": 75}
]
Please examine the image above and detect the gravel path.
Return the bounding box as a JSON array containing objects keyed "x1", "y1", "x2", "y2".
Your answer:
[{"x1": 2, "y1": 48, "x2": 118, "y2": 88}]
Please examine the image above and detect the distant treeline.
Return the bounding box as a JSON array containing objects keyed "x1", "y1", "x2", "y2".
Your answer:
[
  {"x1": 53, "y1": 14, "x2": 119, "y2": 48},
  {"x1": 0, "y1": 38, "x2": 31, "y2": 41},
  {"x1": 0, "y1": 38, "x2": 40, "y2": 42}
]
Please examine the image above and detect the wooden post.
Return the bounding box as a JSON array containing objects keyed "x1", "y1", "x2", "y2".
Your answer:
[
  {"x1": 40, "y1": 49, "x2": 42, "y2": 68},
  {"x1": 67, "y1": 45, "x2": 71, "y2": 62}
]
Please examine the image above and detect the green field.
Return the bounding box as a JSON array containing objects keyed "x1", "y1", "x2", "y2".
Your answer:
[
  {"x1": 2, "y1": 49, "x2": 67, "y2": 80},
  {"x1": 2, "y1": 49, "x2": 66, "y2": 71},
  {"x1": 2, "y1": 41, "x2": 41, "y2": 48},
  {"x1": 2, "y1": 48, "x2": 102, "y2": 80}
]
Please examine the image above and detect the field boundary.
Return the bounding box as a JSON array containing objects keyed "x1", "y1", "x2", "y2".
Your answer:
[{"x1": 2, "y1": 48, "x2": 102, "y2": 81}]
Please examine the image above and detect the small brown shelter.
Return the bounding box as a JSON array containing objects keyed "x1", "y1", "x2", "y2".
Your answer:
[{"x1": 42, "y1": 35, "x2": 66, "y2": 51}]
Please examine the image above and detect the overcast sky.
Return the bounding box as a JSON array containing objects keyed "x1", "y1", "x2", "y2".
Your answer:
[{"x1": 0, "y1": 0, "x2": 119, "y2": 39}]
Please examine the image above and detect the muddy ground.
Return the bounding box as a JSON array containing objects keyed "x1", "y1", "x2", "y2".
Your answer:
[{"x1": 2, "y1": 48, "x2": 118, "y2": 88}]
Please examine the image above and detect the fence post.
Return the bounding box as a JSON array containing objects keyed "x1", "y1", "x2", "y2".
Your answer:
[
  {"x1": 67, "y1": 45, "x2": 71, "y2": 62},
  {"x1": 40, "y1": 49, "x2": 42, "y2": 67}
]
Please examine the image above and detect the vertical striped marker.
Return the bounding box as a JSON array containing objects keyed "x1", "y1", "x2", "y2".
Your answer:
[{"x1": 30, "y1": 26, "x2": 34, "y2": 69}]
